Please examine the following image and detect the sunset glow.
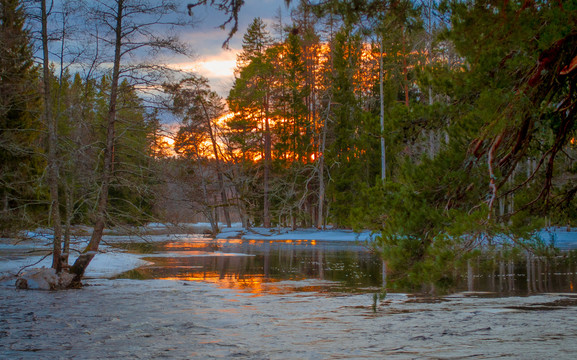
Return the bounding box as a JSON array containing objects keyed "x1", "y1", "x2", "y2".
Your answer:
[
  {"x1": 168, "y1": 50, "x2": 239, "y2": 84},
  {"x1": 152, "y1": 135, "x2": 177, "y2": 157},
  {"x1": 200, "y1": 59, "x2": 237, "y2": 78}
]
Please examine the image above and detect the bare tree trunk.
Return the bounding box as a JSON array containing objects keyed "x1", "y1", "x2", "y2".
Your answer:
[
  {"x1": 379, "y1": 38, "x2": 386, "y2": 181},
  {"x1": 69, "y1": 0, "x2": 124, "y2": 283},
  {"x1": 196, "y1": 154, "x2": 217, "y2": 234},
  {"x1": 41, "y1": 0, "x2": 63, "y2": 273},
  {"x1": 263, "y1": 96, "x2": 271, "y2": 228},
  {"x1": 427, "y1": 0, "x2": 435, "y2": 159},
  {"x1": 401, "y1": 26, "x2": 409, "y2": 108},
  {"x1": 317, "y1": 100, "x2": 329, "y2": 229},
  {"x1": 62, "y1": 184, "x2": 72, "y2": 267}
]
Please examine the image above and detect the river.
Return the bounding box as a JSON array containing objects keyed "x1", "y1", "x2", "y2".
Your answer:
[{"x1": 2, "y1": 234, "x2": 577, "y2": 358}]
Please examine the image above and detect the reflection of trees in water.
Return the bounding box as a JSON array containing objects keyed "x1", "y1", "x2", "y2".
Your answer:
[
  {"x1": 118, "y1": 239, "x2": 577, "y2": 295},
  {"x1": 465, "y1": 253, "x2": 577, "y2": 295},
  {"x1": 129, "y1": 240, "x2": 382, "y2": 290}
]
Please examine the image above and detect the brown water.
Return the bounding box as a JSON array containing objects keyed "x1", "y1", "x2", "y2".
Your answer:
[{"x1": 113, "y1": 236, "x2": 577, "y2": 296}]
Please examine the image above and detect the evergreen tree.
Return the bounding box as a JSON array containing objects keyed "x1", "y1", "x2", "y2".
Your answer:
[
  {"x1": 0, "y1": 0, "x2": 41, "y2": 235},
  {"x1": 108, "y1": 80, "x2": 156, "y2": 225},
  {"x1": 228, "y1": 17, "x2": 275, "y2": 227},
  {"x1": 275, "y1": 30, "x2": 309, "y2": 162},
  {"x1": 325, "y1": 25, "x2": 380, "y2": 227},
  {"x1": 368, "y1": 0, "x2": 577, "y2": 290}
]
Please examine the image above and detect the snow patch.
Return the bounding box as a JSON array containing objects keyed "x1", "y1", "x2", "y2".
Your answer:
[
  {"x1": 15, "y1": 267, "x2": 74, "y2": 290},
  {"x1": 216, "y1": 227, "x2": 376, "y2": 242}
]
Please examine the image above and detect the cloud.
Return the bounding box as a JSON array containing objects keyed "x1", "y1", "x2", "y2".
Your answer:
[{"x1": 168, "y1": 1, "x2": 293, "y2": 99}]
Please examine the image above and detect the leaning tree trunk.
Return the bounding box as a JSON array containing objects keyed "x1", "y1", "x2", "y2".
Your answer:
[
  {"x1": 200, "y1": 99, "x2": 231, "y2": 227},
  {"x1": 69, "y1": 0, "x2": 124, "y2": 284}
]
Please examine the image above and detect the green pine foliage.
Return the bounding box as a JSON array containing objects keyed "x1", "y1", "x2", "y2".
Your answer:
[
  {"x1": 0, "y1": 0, "x2": 43, "y2": 234},
  {"x1": 46, "y1": 72, "x2": 157, "y2": 227},
  {"x1": 108, "y1": 80, "x2": 156, "y2": 225},
  {"x1": 324, "y1": 26, "x2": 379, "y2": 227},
  {"x1": 364, "y1": 0, "x2": 577, "y2": 289}
]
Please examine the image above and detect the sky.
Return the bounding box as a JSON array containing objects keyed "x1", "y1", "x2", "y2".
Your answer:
[{"x1": 176, "y1": 0, "x2": 293, "y2": 97}]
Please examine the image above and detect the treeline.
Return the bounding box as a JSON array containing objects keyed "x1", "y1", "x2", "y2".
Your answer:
[
  {"x1": 176, "y1": 0, "x2": 576, "y2": 231},
  {"x1": 172, "y1": 2, "x2": 440, "y2": 231},
  {"x1": 2, "y1": 67, "x2": 156, "y2": 231},
  {"x1": 1, "y1": 0, "x2": 166, "y2": 236},
  {"x1": 172, "y1": 0, "x2": 577, "y2": 287},
  {"x1": 2, "y1": 0, "x2": 576, "y2": 288}
]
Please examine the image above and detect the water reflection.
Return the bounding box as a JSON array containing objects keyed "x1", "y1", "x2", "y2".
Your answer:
[
  {"x1": 464, "y1": 254, "x2": 577, "y2": 295},
  {"x1": 115, "y1": 238, "x2": 382, "y2": 294},
  {"x1": 114, "y1": 237, "x2": 577, "y2": 296}
]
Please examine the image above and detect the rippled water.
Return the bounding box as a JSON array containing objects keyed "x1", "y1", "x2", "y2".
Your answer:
[{"x1": 3, "y1": 236, "x2": 577, "y2": 359}]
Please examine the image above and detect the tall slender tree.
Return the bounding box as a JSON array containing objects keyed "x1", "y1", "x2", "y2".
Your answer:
[
  {"x1": 39, "y1": 0, "x2": 65, "y2": 272},
  {"x1": 228, "y1": 17, "x2": 275, "y2": 227},
  {"x1": 69, "y1": 0, "x2": 187, "y2": 285}
]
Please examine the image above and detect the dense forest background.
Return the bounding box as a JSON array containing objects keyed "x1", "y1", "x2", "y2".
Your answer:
[{"x1": 1, "y1": 0, "x2": 576, "y2": 286}]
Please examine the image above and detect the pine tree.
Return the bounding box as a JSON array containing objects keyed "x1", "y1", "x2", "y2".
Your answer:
[
  {"x1": 368, "y1": 0, "x2": 577, "y2": 289},
  {"x1": 325, "y1": 25, "x2": 380, "y2": 227},
  {"x1": 0, "y1": 0, "x2": 41, "y2": 235},
  {"x1": 108, "y1": 80, "x2": 156, "y2": 225},
  {"x1": 228, "y1": 17, "x2": 275, "y2": 227}
]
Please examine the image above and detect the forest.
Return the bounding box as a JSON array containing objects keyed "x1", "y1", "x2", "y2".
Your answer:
[{"x1": 1, "y1": 0, "x2": 576, "y2": 288}]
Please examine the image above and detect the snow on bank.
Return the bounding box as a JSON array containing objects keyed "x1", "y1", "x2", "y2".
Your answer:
[
  {"x1": 216, "y1": 227, "x2": 377, "y2": 242},
  {"x1": 216, "y1": 226, "x2": 577, "y2": 247},
  {"x1": 536, "y1": 227, "x2": 577, "y2": 249},
  {"x1": 0, "y1": 245, "x2": 150, "y2": 282},
  {"x1": 80, "y1": 252, "x2": 151, "y2": 278}
]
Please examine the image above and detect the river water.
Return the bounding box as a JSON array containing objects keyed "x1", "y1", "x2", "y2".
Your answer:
[
  {"x1": 112, "y1": 236, "x2": 577, "y2": 297},
  {"x1": 3, "y1": 235, "x2": 577, "y2": 358},
  {"x1": 113, "y1": 237, "x2": 383, "y2": 294}
]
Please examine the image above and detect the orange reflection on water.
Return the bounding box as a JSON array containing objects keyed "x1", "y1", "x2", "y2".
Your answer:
[
  {"x1": 222, "y1": 239, "x2": 244, "y2": 245},
  {"x1": 159, "y1": 271, "x2": 266, "y2": 293},
  {"x1": 164, "y1": 242, "x2": 213, "y2": 249},
  {"x1": 157, "y1": 271, "x2": 308, "y2": 296}
]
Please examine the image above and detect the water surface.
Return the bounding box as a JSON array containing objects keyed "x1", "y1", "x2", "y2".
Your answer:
[{"x1": 113, "y1": 236, "x2": 577, "y2": 296}]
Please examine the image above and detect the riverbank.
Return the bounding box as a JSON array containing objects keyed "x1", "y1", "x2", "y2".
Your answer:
[{"x1": 215, "y1": 226, "x2": 376, "y2": 241}]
